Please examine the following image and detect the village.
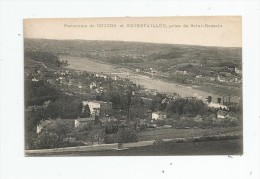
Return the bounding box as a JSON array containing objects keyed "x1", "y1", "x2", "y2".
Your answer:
[{"x1": 24, "y1": 57, "x2": 242, "y2": 150}]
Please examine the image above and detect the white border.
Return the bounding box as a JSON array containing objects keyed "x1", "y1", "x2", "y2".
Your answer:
[{"x1": 0, "y1": 1, "x2": 259, "y2": 179}]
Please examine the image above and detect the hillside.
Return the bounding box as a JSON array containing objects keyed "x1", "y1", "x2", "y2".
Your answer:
[{"x1": 24, "y1": 39, "x2": 242, "y2": 70}]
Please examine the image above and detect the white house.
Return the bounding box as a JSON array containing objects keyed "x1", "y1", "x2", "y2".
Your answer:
[
  {"x1": 37, "y1": 120, "x2": 52, "y2": 133},
  {"x1": 82, "y1": 100, "x2": 112, "y2": 117},
  {"x1": 217, "y1": 110, "x2": 237, "y2": 121},
  {"x1": 89, "y1": 81, "x2": 97, "y2": 89},
  {"x1": 235, "y1": 67, "x2": 240, "y2": 74},
  {"x1": 207, "y1": 102, "x2": 228, "y2": 110},
  {"x1": 152, "y1": 111, "x2": 167, "y2": 120},
  {"x1": 114, "y1": 76, "x2": 119, "y2": 80},
  {"x1": 32, "y1": 78, "x2": 38, "y2": 82}
]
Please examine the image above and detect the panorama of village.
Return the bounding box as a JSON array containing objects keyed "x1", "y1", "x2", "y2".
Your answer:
[{"x1": 24, "y1": 39, "x2": 243, "y2": 156}]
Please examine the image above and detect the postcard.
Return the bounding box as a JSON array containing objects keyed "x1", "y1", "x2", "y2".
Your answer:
[{"x1": 24, "y1": 17, "x2": 242, "y2": 156}]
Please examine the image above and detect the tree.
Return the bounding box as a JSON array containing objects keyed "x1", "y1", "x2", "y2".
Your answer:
[
  {"x1": 34, "y1": 132, "x2": 61, "y2": 149},
  {"x1": 166, "y1": 98, "x2": 207, "y2": 116},
  {"x1": 117, "y1": 127, "x2": 138, "y2": 143},
  {"x1": 47, "y1": 95, "x2": 82, "y2": 119},
  {"x1": 201, "y1": 58, "x2": 207, "y2": 67},
  {"x1": 88, "y1": 124, "x2": 105, "y2": 145},
  {"x1": 151, "y1": 96, "x2": 162, "y2": 111},
  {"x1": 109, "y1": 91, "x2": 121, "y2": 109},
  {"x1": 48, "y1": 123, "x2": 72, "y2": 138},
  {"x1": 80, "y1": 104, "x2": 90, "y2": 118}
]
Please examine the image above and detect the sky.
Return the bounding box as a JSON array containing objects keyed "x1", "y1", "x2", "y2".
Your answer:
[{"x1": 24, "y1": 16, "x2": 242, "y2": 47}]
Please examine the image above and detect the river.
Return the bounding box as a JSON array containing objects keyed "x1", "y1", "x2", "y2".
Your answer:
[{"x1": 62, "y1": 56, "x2": 240, "y2": 103}]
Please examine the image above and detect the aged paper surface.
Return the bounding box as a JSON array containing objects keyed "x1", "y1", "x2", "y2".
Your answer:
[
  {"x1": 24, "y1": 17, "x2": 241, "y2": 47},
  {"x1": 24, "y1": 17, "x2": 242, "y2": 156}
]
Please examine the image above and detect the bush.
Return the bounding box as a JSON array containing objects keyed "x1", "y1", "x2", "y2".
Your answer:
[
  {"x1": 104, "y1": 134, "x2": 118, "y2": 144},
  {"x1": 153, "y1": 139, "x2": 164, "y2": 145},
  {"x1": 154, "y1": 120, "x2": 166, "y2": 126}
]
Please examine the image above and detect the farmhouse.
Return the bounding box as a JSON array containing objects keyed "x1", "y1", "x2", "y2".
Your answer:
[
  {"x1": 74, "y1": 118, "x2": 95, "y2": 128},
  {"x1": 152, "y1": 111, "x2": 167, "y2": 120},
  {"x1": 82, "y1": 100, "x2": 112, "y2": 117}
]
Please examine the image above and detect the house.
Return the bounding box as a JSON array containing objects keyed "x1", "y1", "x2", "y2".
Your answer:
[
  {"x1": 207, "y1": 102, "x2": 228, "y2": 110},
  {"x1": 74, "y1": 118, "x2": 95, "y2": 128},
  {"x1": 235, "y1": 67, "x2": 240, "y2": 74},
  {"x1": 82, "y1": 100, "x2": 112, "y2": 117},
  {"x1": 194, "y1": 115, "x2": 203, "y2": 122},
  {"x1": 114, "y1": 76, "x2": 119, "y2": 80},
  {"x1": 32, "y1": 78, "x2": 38, "y2": 82},
  {"x1": 37, "y1": 120, "x2": 52, "y2": 133},
  {"x1": 100, "y1": 74, "x2": 108, "y2": 79},
  {"x1": 152, "y1": 111, "x2": 167, "y2": 120},
  {"x1": 217, "y1": 110, "x2": 228, "y2": 119},
  {"x1": 89, "y1": 81, "x2": 97, "y2": 89},
  {"x1": 210, "y1": 77, "x2": 216, "y2": 81},
  {"x1": 217, "y1": 110, "x2": 237, "y2": 121},
  {"x1": 183, "y1": 70, "x2": 188, "y2": 75}
]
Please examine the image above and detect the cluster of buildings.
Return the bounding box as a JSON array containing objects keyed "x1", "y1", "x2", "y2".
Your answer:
[
  {"x1": 35, "y1": 95, "x2": 239, "y2": 135},
  {"x1": 27, "y1": 61, "x2": 240, "y2": 136}
]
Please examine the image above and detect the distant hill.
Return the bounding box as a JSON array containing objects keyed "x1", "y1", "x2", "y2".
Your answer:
[{"x1": 24, "y1": 38, "x2": 242, "y2": 73}]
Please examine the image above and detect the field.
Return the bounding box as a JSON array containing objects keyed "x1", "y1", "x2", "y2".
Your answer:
[{"x1": 137, "y1": 126, "x2": 242, "y2": 141}]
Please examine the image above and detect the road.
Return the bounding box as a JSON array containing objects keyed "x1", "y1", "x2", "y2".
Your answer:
[{"x1": 26, "y1": 139, "x2": 242, "y2": 156}]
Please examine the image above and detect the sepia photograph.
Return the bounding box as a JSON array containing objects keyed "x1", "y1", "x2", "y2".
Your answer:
[{"x1": 24, "y1": 17, "x2": 243, "y2": 156}]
